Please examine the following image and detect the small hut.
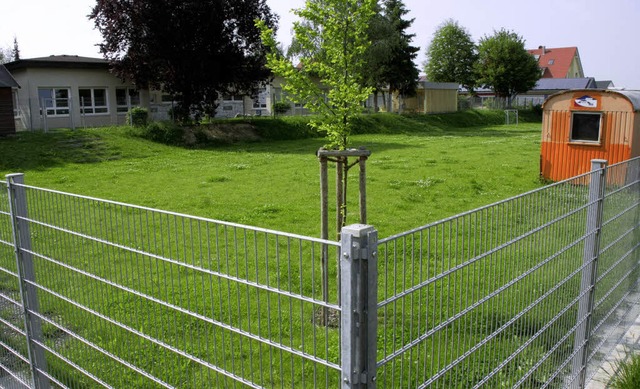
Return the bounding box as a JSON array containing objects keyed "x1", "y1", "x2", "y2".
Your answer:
[
  {"x1": 540, "y1": 89, "x2": 640, "y2": 181},
  {"x1": 0, "y1": 65, "x2": 20, "y2": 136}
]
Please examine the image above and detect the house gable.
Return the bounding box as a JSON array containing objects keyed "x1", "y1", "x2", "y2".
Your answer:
[{"x1": 527, "y1": 46, "x2": 584, "y2": 79}]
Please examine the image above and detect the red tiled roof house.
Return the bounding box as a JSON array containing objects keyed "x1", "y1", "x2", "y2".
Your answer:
[{"x1": 527, "y1": 46, "x2": 584, "y2": 79}]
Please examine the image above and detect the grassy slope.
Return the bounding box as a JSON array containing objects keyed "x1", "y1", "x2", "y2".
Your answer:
[{"x1": 0, "y1": 110, "x2": 542, "y2": 238}]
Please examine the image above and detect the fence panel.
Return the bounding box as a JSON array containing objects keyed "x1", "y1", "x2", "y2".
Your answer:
[
  {"x1": 583, "y1": 158, "x2": 640, "y2": 384},
  {"x1": 0, "y1": 180, "x2": 33, "y2": 388},
  {"x1": 2, "y1": 178, "x2": 342, "y2": 388},
  {"x1": 375, "y1": 157, "x2": 640, "y2": 388},
  {"x1": 1, "y1": 157, "x2": 638, "y2": 388}
]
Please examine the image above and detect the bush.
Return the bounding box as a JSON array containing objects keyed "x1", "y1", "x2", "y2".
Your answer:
[
  {"x1": 273, "y1": 101, "x2": 291, "y2": 115},
  {"x1": 532, "y1": 103, "x2": 543, "y2": 116},
  {"x1": 128, "y1": 107, "x2": 149, "y2": 127},
  {"x1": 140, "y1": 121, "x2": 184, "y2": 145}
]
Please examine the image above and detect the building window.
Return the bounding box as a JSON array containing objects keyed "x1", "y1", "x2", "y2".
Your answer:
[
  {"x1": 570, "y1": 112, "x2": 602, "y2": 143},
  {"x1": 116, "y1": 88, "x2": 140, "y2": 113},
  {"x1": 548, "y1": 59, "x2": 555, "y2": 65},
  {"x1": 79, "y1": 88, "x2": 108, "y2": 115},
  {"x1": 222, "y1": 94, "x2": 242, "y2": 102},
  {"x1": 252, "y1": 88, "x2": 267, "y2": 109},
  {"x1": 38, "y1": 88, "x2": 70, "y2": 116},
  {"x1": 12, "y1": 90, "x2": 19, "y2": 118}
]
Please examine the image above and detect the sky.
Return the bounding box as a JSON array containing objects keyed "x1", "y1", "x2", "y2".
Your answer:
[{"x1": 1, "y1": 0, "x2": 639, "y2": 89}]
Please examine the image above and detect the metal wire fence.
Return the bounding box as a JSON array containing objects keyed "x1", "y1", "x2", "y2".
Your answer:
[
  {"x1": 0, "y1": 176, "x2": 342, "y2": 388},
  {"x1": 0, "y1": 156, "x2": 638, "y2": 388},
  {"x1": 375, "y1": 157, "x2": 640, "y2": 388}
]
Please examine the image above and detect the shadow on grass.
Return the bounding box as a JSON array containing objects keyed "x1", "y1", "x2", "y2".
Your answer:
[{"x1": 0, "y1": 130, "x2": 122, "y2": 172}]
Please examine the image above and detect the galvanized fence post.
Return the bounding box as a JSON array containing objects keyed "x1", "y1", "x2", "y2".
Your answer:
[
  {"x1": 571, "y1": 159, "x2": 607, "y2": 388},
  {"x1": 340, "y1": 224, "x2": 378, "y2": 388},
  {"x1": 6, "y1": 173, "x2": 50, "y2": 388}
]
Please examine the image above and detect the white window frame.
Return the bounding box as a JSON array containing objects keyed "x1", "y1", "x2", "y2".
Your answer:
[
  {"x1": 222, "y1": 94, "x2": 242, "y2": 102},
  {"x1": 38, "y1": 87, "x2": 70, "y2": 117},
  {"x1": 79, "y1": 87, "x2": 109, "y2": 115},
  {"x1": 116, "y1": 88, "x2": 140, "y2": 113},
  {"x1": 252, "y1": 88, "x2": 268, "y2": 110},
  {"x1": 12, "y1": 89, "x2": 19, "y2": 118},
  {"x1": 570, "y1": 112, "x2": 603, "y2": 144}
]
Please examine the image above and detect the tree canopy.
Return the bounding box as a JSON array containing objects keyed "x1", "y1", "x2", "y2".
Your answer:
[
  {"x1": 258, "y1": 0, "x2": 376, "y2": 149},
  {"x1": 90, "y1": 0, "x2": 278, "y2": 122},
  {"x1": 0, "y1": 37, "x2": 19, "y2": 64},
  {"x1": 11, "y1": 37, "x2": 20, "y2": 61},
  {"x1": 361, "y1": 0, "x2": 419, "y2": 112},
  {"x1": 0, "y1": 48, "x2": 10, "y2": 64},
  {"x1": 381, "y1": 0, "x2": 419, "y2": 97},
  {"x1": 476, "y1": 28, "x2": 540, "y2": 105},
  {"x1": 424, "y1": 19, "x2": 477, "y2": 91}
]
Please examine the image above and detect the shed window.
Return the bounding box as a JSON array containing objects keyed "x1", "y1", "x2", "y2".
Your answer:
[{"x1": 570, "y1": 112, "x2": 602, "y2": 143}]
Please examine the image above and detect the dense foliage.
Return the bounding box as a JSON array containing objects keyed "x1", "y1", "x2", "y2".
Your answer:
[
  {"x1": 425, "y1": 19, "x2": 477, "y2": 91},
  {"x1": 381, "y1": 0, "x2": 420, "y2": 98},
  {"x1": 90, "y1": 0, "x2": 277, "y2": 122},
  {"x1": 363, "y1": 0, "x2": 419, "y2": 112},
  {"x1": 476, "y1": 28, "x2": 540, "y2": 105},
  {"x1": 258, "y1": 0, "x2": 376, "y2": 150}
]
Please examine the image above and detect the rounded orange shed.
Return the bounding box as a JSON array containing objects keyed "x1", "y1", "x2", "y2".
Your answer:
[{"x1": 540, "y1": 89, "x2": 640, "y2": 181}]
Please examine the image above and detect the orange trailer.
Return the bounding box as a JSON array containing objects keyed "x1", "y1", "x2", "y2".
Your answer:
[{"x1": 540, "y1": 89, "x2": 640, "y2": 181}]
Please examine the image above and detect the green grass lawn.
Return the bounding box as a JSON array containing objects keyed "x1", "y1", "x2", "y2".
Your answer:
[
  {"x1": 0, "y1": 110, "x2": 554, "y2": 387},
  {"x1": 0, "y1": 111, "x2": 543, "y2": 239}
]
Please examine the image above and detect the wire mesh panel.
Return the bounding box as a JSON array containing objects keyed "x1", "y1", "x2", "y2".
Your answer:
[
  {"x1": 375, "y1": 168, "x2": 616, "y2": 388},
  {"x1": 0, "y1": 180, "x2": 33, "y2": 388},
  {"x1": 583, "y1": 158, "x2": 640, "y2": 383},
  {"x1": 6, "y1": 182, "x2": 342, "y2": 388}
]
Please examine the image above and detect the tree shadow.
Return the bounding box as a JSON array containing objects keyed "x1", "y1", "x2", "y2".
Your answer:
[{"x1": 0, "y1": 130, "x2": 122, "y2": 173}]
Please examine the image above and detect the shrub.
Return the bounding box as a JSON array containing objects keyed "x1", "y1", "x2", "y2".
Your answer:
[
  {"x1": 532, "y1": 103, "x2": 543, "y2": 116},
  {"x1": 140, "y1": 121, "x2": 184, "y2": 145},
  {"x1": 458, "y1": 96, "x2": 472, "y2": 110},
  {"x1": 127, "y1": 107, "x2": 149, "y2": 127},
  {"x1": 273, "y1": 101, "x2": 291, "y2": 115}
]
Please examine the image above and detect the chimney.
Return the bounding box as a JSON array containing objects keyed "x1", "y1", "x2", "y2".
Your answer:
[{"x1": 538, "y1": 45, "x2": 546, "y2": 55}]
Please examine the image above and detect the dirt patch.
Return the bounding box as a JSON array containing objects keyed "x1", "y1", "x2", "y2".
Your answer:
[{"x1": 183, "y1": 122, "x2": 261, "y2": 146}]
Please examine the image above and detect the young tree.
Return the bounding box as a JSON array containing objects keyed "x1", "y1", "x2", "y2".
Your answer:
[
  {"x1": 425, "y1": 19, "x2": 477, "y2": 92},
  {"x1": 476, "y1": 28, "x2": 540, "y2": 107},
  {"x1": 90, "y1": 0, "x2": 277, "y2": 122},
  {"x1": 258, "y1": 0, "x2": 375, "y2": 149}
]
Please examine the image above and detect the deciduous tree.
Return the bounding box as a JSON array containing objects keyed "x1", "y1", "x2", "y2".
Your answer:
[
  {"x1": 476, "y1": 28, "x2": 540, "y2": 106},
  {"x1": 90, "y1": 0, "x2": 277, "y2": 122},
  {"x1": 0, "y1": 46, "x2": 11, "y2": 64},
  {"x1": 258, "y1": 0, "x2": 375, "y2": 149},
  {"x1": 425, "y1": 19, "x2": 477, "y2": 92}
]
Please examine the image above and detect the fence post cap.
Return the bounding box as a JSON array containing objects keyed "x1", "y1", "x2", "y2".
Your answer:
[{"x1": 341, "y1": 224, "x2": 375, "y2": 237}]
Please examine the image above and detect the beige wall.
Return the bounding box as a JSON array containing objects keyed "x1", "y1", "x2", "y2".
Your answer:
[
  {"x1": 567, "y1": 56, "x2": 584, "y2": 78},
  {"x1": 11, "y1": 67, "x2": 149, "y2": 130}
]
